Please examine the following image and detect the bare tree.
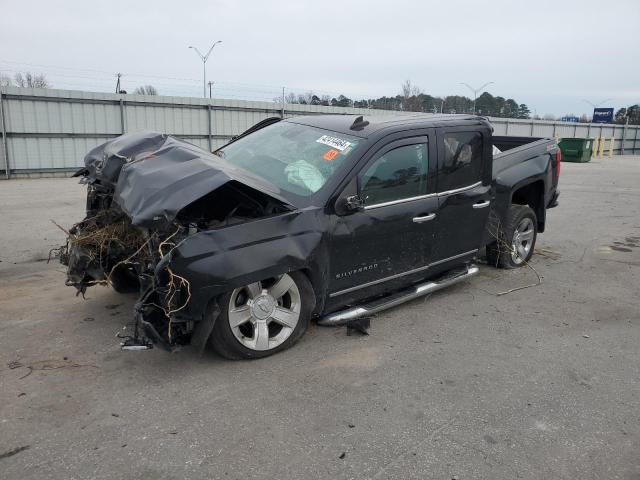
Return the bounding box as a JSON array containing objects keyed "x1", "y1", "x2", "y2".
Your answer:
[
  {"x1": 0, "y1": 74, "x2": 13, "y2": 87},
  {"x1": 134, "y1": 85, "x2": 158, "y2": 95},
  {"x1": 542, "y1": 113, "x2": 556, "y2": 121},
  {"x1": 13, "y1": 72, "x2": 50, "y2": 88},
  {"x1": 400, "y1": 80, "x2": 422, "y2": 111},
  {"x1": 298, "y1": 91, "x2": 315, "y2": 104}
]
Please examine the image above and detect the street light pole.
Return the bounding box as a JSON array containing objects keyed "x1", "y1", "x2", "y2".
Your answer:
[
  {"x1": 461, "y1": 81, "x2": 494, "y2": 114},
  {"x1": 189, "y1": 41, "x2": 222, "y2": 98}
]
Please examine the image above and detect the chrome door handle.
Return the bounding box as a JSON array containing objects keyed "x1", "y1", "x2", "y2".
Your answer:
[
  {"x1": 472, "y1": 200, "x2": 490, "y2": 209},
  {"x1": 413, "y1": 213, "x2": 436, "y2": 223}
]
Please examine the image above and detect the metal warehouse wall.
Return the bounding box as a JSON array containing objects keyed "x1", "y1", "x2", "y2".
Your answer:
[{"x1": 1, "y1": 86, "x2": 639, "y2": 178}]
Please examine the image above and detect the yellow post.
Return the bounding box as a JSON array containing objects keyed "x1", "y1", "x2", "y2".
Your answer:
[
  {"x1": 592, "y1": 138, "x2": 599, "y2": 158},
  {"x1": 599, "y1": 137, "x2": 606, "y2": 157},
  {"x1": 609, "y1": 137, "x2": 614, "y2": 157}
]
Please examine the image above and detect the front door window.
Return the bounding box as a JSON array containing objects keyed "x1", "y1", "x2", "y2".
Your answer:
[{"x1": 360, "y1": 143, "x2": 428, "y2": 206}]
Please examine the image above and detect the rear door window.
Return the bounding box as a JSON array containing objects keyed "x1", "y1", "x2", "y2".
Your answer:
[{"x1": 439, "y1": 131, "x2": 483, "y2": 191}]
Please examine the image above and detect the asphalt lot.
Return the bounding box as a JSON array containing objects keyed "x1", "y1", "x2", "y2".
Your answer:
[{"x1": 1, "y1": 156, "x2": 639, "y2": 480}]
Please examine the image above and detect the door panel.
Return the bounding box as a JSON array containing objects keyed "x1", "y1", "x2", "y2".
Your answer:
[
  {"x1": 329, "y1": 196, "x2": 439, "y2": 298},
  {"x1": 327, "y1": 135, "x2": 437, "y2": 302},
  {"x1": 433, "y1": 128, "x2": 492, "y2": 265},
  {"x1": 435, "y1": 183, "x2": 492, "y2": 262}
]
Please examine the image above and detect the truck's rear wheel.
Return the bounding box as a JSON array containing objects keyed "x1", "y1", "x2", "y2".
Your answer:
[
  {"x1": 209, "y1": 271, "x2": 313, "y2": 360},
  {"x1": 486, "y1": 205, "x2": 537, "y2": 269}
]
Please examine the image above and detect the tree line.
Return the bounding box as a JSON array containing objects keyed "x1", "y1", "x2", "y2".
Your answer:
[
  {"x1": 614, "y1": 105, "x2": 640, "y2": 125},
  {"x1": 277, "y1": 80, "x2": 533, "y2": 119},
  {"x1": 0, "y1": 71, "x2": 157, "y2": 96}
]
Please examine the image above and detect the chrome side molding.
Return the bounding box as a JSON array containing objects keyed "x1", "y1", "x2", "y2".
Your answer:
[
  {"x1": 363, "y1": 181, "x2": 484, "y2": 210},
  {"x1": 329, "y1": 249, "x2": 478, "y2": 298},
  {"x1": 318, "y1": 264, "x2": 479, "y2": 326},
  {"x1": 437, "y1": 181, "x2": 482, "y2": 198}
]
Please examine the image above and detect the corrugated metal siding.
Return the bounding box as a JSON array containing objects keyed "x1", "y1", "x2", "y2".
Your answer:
[
  {"x1": 1, "y1": 86, "x2": 638, "y2": 176},
  {"x1": 7, "y1": 136, "x2": 113, "y2": 170}
]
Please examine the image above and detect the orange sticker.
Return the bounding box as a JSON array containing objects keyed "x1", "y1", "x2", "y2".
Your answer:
[{"x1": 323, "y1": 149, "x2": 338, "y2": 161}]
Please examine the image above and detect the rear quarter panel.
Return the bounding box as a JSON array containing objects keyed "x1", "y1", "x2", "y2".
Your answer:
[{"x1": 489, "y1": 140, "x2": 557, "y2": 242}]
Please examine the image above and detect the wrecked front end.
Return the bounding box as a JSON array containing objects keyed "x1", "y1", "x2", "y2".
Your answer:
[
  {"x1": 60, "y1": 132, "x2": 295, "y2": 351},
  {"x1": 60, "y1": 210, "x2": 194, "y2": 350}
]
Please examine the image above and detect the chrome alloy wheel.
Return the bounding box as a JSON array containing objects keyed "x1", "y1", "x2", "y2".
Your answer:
[
  {"x1": 511, "y1": 217, "x2": 535, "y2": 265},
  {"x1": 227, "y1": 274, "x2": 301, "y2": 351}
]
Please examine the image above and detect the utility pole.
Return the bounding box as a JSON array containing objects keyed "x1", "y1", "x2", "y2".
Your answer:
[
  {"x1": 208, "y1": 81, "x2": 214, "y2": 99},
  {"x1": 189, "y1": 41, "x2": 222, "y2": 98},
  {"x1": 460, "y1": 81, "x2": 494, "y2": 114},
  {"x1": 115, "y1": 73, "x2": 122, "y2": 94}
]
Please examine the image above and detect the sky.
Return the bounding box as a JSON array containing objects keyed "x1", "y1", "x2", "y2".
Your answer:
[{"x1": 1, "y1": 0, "x2": 639, "y2": 116}]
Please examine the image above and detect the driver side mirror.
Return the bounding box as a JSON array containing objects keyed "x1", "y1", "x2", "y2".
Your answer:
[
  {"x1": 335, "y1": 194, "x2": 364, "y2": 216},
  {"x1": 334, "y1": 177, "x2": 364, "y2": 216}
]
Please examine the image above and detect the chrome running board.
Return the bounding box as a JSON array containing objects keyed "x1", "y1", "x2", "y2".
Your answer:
[{"x1": 317, "y1": 264, "x2": 479, "y2": 326}]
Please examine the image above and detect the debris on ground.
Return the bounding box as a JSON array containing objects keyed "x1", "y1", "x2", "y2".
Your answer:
[
  {"x1": 7, "y1": 360, "x2": 23, "y2": 370},
  {"x1": 0, "y1": 445, "x2": 30, "y2": 460},
  {"x1": 346, "y1": 317, "x2": 370, "y2": 336},
  {"x1": 534, "y1": 247, "x2": 562, "y2": 260},
  {"x1": 12, "y1": 359, "x2": 98, "y2": 379},
  {"x1": 482, "y1": 211, "x2": 544, "y2": 296}
]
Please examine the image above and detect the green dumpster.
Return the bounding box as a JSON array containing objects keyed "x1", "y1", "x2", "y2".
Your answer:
[{"x1": 558, "y1": 138, "x2": 593, "y2": 163}]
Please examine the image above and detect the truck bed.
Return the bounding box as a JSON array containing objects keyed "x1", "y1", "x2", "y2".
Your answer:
[{"x1": 492, "y1": 136, "x2": 555, "y2": 179}]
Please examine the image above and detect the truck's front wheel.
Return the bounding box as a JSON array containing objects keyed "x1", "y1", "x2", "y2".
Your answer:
[
  {"x1": 486, "y1": 205, "x2": 537, "y2": 268},
  {"x1": 209, "y1": 271, "x2": 314, "y2": 360}
]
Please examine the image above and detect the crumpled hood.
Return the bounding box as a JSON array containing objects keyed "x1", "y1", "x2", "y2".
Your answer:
[{"x1": 82, "y1": 132, "x2": 293, "y2": 228}]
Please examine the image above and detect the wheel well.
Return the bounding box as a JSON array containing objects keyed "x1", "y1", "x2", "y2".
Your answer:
[
  {"x1": 511, "y1": 181, "x2": 545, "y2": 232},
  {"x1": 298, "y1": 267, "x2": 322, "y2": 315}
]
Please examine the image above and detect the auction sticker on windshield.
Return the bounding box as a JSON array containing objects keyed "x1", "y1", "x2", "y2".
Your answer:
[
  {"x1": 316, "y1": 135, "x2": 351, "y2": 151},
  {"x1": 323, "y1": 149, "x2": 339, "y2": 161}
]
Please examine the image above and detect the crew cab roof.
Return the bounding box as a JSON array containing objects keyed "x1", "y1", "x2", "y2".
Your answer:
[{"x1": 286, "y1": 113, "x2": 491, "y2": 138}]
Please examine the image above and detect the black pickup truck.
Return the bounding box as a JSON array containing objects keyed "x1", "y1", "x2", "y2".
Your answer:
[{"x1": 61, "y1": 114, "x2": 560, "y2": 359}]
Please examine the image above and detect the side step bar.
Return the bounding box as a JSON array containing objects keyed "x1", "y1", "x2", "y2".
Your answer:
[{"x1": 318, "y1": 264, "x2": 479, "y2": 326}]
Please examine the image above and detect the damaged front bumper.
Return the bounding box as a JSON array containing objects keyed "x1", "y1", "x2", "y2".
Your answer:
[{"x1": 61, "y1": 222, "x2": 200, "y2": 351}]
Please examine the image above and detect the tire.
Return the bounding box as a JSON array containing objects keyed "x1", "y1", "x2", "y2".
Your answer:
[
  {"x1": 486, "y1": 205, "x2": 537, "y2": 269},
  {"x1": 209, "y1": 271, "x2": 314, "y2": 360}
]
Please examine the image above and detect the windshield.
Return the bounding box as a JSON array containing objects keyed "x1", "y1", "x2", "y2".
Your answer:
[{"x1": 217, "y1": 122, "x2": 361, "y2": 197}]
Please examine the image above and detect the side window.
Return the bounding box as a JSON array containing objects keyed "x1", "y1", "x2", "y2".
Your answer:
[
  {"x1": 440, "y1": 131, "x2": 483, "y2": 191},
  {"x1": 360, "y1": 143, "x2": 428, "y2": 206}
]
